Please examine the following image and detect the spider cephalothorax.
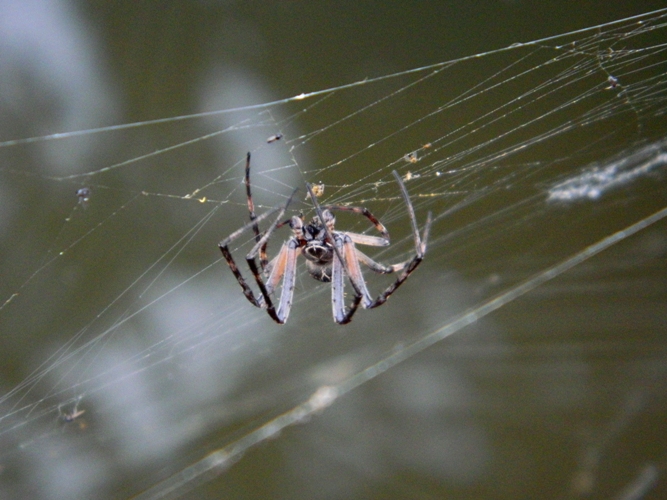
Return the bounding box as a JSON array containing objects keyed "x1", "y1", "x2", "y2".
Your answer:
[
  {"x1": 219, "y1": 152, "x2": 432, "y2": 325},
  {"x1": 295, "y1": 211, "x2": 337, "y2": 281}
]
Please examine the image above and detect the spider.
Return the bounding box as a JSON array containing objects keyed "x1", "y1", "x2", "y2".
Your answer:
[{"x1": 219, "y1": 153, "x2": 432, "y2": 325}]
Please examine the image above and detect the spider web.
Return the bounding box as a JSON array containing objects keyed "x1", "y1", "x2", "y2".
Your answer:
[{"x1": 1, "y1": 5, "x2": 667, "y2": 499}]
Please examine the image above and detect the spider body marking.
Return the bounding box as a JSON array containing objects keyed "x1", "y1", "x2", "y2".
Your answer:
[{"x1": 219, "y1": 152, "x2": 432, "y2": 325}]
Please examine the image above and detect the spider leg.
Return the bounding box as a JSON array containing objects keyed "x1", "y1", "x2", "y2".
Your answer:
[
  {"x1": 245, "y1": 204, "x2": 293, "y2": 322},
  {"x1": 256, "y1": 215, "x2": 294, "y2": 278},
  {"x1": 367, "y1": 171, "x2": 433, "y2": 309},
  {"x1": 251, "y1": 238, "x2": 299, "y2": 323},
  {"x1": 331, "y1": 234, "x2": 365, "y2": 324},
  {"x1": 219, "y1": 202, "x2": 287, "y2": 308},
  {"x1": 244, "y1": 152, "x2": 270, "y2": 270},
  {"x1": 367, "y1": 212, "x2": 432, "y2": 309},
  {"x1": 275, "y1": 239, "x2": 300, "y2": 322},
  {"x1": 324, "y1": 205, "x2": 390, "y2": 244},
  {"x1": 263, "y1": 249, "x2": 286, "y2": 293},
  {"x1": 393, "y1": 170, "x2": 427, "y2": 255},
  {"x1": 342, "y1": 231, "x2": 390, "y2": 247},
  {"x1": 255, "y1": 243, "x2": 287, "y2": 308},
  {"x1": 244, "y1": 152, "x2": 260, "y2": 241},
  {"x1": 341, "y1": 235, "x2": 374, "y2": 308},
  {"x1": 355, "y1": 248, "x2": 403, "y2": 274},
  {"x1": 219, "y1": 189, "x2": 297, "y2": 323}
]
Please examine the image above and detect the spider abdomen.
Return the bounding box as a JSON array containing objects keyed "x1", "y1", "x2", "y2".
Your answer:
[
  {"x1": 306, "y1": 260, "x2": 332, "y2": 282},
  {"x1": 303, "y1": 241, "x2": 334, "y2": 282}
]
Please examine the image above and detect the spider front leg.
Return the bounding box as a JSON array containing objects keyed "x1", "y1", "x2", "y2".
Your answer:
[
  {"x1": 219, "y1": 190, "x2": 296, "y2": 324},
  {"x1": 367, "y1": 171, "x2": 432, "y2": 309},
  {"x1": 244, "y1": 152, "x2": 271, "y2": 271}
]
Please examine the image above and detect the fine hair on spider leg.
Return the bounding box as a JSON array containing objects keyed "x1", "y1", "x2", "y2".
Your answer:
[{"x1": 219, "y1": 152, "x2": 432, "y2": 325}]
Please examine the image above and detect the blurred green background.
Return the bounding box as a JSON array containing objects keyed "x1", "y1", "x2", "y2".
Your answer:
[{"x1": 0, "y1": 2, "x2": 666, "y2": 499}]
